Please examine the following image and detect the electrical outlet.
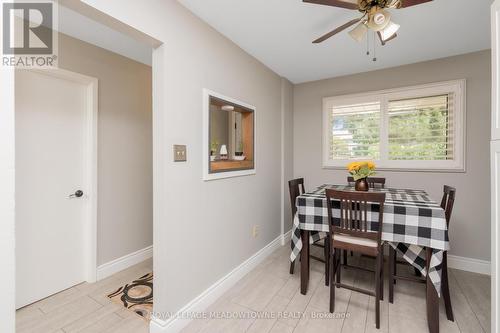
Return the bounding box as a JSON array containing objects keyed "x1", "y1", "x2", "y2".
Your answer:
[{"x1": 252, "y1": 225, "x2": 260, "y2": 238}]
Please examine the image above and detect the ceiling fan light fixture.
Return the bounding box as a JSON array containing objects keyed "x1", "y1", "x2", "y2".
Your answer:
[
  {"x1": 348, "y1": 21, "x2": 368, "y2": 42},
  {"x1": 367, "y1": 9, "x2": 391, "y2": 31},
  {"x1": 379, "y1": 20, "x2": 400, "y2": 41}
]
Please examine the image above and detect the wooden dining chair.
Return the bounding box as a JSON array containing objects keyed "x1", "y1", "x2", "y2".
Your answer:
[
  {"x1": 345, "y1": 177, "x2": 386, "y2": 261},
  {"x1": 288, "y1": 178, "x2": 330, "y2": 285},
  {"x1": 347, "y1": 176, "x2": 386, "y2": 188},
  {"x1": 388, "y1": 185, "x2": 456, "y2": 322},
  {"x1": 326, "y1": 189, "x2": 386, "y2": 329}
]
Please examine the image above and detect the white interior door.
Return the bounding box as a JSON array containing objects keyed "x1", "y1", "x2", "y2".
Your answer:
[{"x1": 15, "y1": 70, "x2": 89, "y2": 309}]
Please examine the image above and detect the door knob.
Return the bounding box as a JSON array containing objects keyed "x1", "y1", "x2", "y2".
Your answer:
[{"x1": 69, "y1": 190, "x2": 84, "y2": 198}]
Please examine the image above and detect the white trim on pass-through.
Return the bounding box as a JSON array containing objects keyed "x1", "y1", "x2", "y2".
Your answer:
[{"x1": 202, "y1": 89, "x2": 257, "y2": 181}]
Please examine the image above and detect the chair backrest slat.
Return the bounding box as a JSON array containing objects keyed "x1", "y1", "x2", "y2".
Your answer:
[
  {"x1": 347, "y1": 176, "x2": 386, "y2": 188},
  {"x1": 288, "y1": 178, "x2": 305, "y2": 217},
  {"x1": 325, "y1": 189, "x2": 386, "y2": 243},
  {"x1": 441, "y1": 185, "x2": 456, "y2": 228}
]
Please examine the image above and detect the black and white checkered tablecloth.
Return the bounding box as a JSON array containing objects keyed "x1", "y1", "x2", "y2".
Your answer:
[{"x1": 290, "y1": 184, "x2": 449, "y2": 296}]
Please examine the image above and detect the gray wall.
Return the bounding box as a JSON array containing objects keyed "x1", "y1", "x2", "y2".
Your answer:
[
  {"x1": 80, "y1": 0, "x2": 286, "y2": 315},
  {"x1": 58, "y1": 33, "x2": 153, "y2": 265},
  {"x1": 282, "y1": 78, "x2": 294, "y2": 232},
  {"x1": 294, "y1": 50, "x2": 491, "y2": 261}
]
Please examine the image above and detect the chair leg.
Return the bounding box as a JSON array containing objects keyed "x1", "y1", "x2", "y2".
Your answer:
[
  {"x1": 442, "y1": 252, "x2": 454, "y2": 321},
  {"x1": 379, "y1": 252, "x2": 384, "y2": 301},
  {"x1": 375, "y1": 252, "x2": 381, "y2": 329},
  {"x1": 389, "y1": 246, "x2": 395, "y2": 303},
  {"x1": 336, "y1": 249, "x2": 342, "y2": 288},
  {"x1": 330, "y1": 249, "x2": 336, "y2": 313},
  {"x1": 324, "y1": 237, "x2": 330, "y2": 286},
  {"x1": 393, "y1": 249, "x2": 397, "y2": 285},
  {"x1": 350, "y1": 251, "x2": 353, "y2": 257},
  {"x1": 289, "y1": 260, "x2": 295, "y2": 275},
  {"x1": 343, "y1": 249, "x2": 348, "y2": 265}
]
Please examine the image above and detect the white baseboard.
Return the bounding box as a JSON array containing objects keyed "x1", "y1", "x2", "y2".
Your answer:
[
  {"x1": 150, "y1": 233, "x2": 286, "y2": 333},
  {"x1": 96, "y1": 245, "x2": 153, "y2": 281},
  {"x1": 447, "y1": 254, "x2": 491, "y2": 275},
  {"x1": 280, "y1": 229, "x2": 292, "y2": 246}
]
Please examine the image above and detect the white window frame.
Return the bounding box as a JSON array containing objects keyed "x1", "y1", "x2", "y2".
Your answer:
[{"x1": 322, "y1": 80, "x2": 466, "y2": 172}]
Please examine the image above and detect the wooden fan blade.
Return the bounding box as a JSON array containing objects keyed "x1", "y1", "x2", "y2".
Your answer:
[
  {"x1": 313, "y1": 18, "x2": 362, "y2": 44},
  {"x1": 377, "y1": 31, "x2": 398, "y2": 46},
  {"x1": 303, "y1": 0, "x2": 358, "y2": 10},
  {"x1": 399, "y1": 0, "x2": 432, "y2": 8},
  {"x1": 385, "y1": 33, "x2": 398, "y2": 43}
]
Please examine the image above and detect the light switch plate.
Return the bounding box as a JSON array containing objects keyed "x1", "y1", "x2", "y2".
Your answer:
[{"x1": 173, "y1": 145, "x2": 187, "y2": 162}]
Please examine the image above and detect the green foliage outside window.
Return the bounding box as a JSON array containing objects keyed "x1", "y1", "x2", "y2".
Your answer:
[
  {"x1": 330, "y1": 111, "x2": 380, "y2": 159},
  {"x1": 330, "y1": 95, "x2": 450, "y2": 161},
  {"x1": 389, "y1": 95, "x2": 450, "y2": 160}
]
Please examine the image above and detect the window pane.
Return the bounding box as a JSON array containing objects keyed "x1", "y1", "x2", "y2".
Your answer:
[
  {"x1": 329, "y1": 102, "x2": 380, "y2": 160},
  {"x1": 388, "y1": 95, "x2": 452, "y2": 160}
]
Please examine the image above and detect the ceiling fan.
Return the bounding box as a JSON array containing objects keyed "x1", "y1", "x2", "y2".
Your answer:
[{"x1": 304, "y1": 0, "x2": 433, "y2": 45}]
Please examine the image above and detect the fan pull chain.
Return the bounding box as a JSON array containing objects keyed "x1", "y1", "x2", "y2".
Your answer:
[
  {"x1": 366, "y1": 30, "x2": 370, "y2": 56},
  {"x1": 372, "y1": 32, "x2": 377, "y2": 62}
]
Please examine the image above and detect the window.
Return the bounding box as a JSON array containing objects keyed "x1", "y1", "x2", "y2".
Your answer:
[
  {"x1": 323, "y1": 80, "x2": 466, "y2": 171},
  {"x1": 329, "y1": 101, "x2": 381, "y2": 160},
  {"x1": 203, "y1": 89, "x2": 256, "y2": 181}
]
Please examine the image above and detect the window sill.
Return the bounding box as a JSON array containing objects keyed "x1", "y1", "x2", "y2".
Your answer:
[{"x1": 321, "y1": 165, "x2": 466, "y2": 174}]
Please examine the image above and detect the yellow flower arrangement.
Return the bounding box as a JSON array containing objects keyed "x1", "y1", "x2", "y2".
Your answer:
[{"x1": 347, "y1": 161, "x2": 376, "y2": 181}]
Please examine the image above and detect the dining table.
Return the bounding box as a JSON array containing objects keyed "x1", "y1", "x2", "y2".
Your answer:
[{"x1": 290, "y1": 184, "x2": 450, "y2": 333}]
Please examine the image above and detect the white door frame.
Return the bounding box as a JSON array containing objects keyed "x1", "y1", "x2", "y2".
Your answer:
[
  {"x1": 30, "y1": 68, "x2": 99, "y2": 283},
  {"x1": 1, "y1": 65, "x2": 15, "y2": 333},
  {"x1": 493, "y1": 2, "x2": 500, "y2": 332}
]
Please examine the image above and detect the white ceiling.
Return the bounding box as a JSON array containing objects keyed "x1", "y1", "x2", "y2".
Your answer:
[
  {"x1": 178, "y1": 0, "x2": 493, "y2": 83},
  {"x1": 57, "y1": 4, "x2": 152, "y2": 66}
]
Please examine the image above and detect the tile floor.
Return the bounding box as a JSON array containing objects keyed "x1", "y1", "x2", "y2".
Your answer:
[
  {"x1": 16, "y1": 259, "x2": 152, "y2": 333},
  {"x1": 16, "y1": 245, "x2": 490, "y2": 333},
  {"x1": 181, "y1": 245, "x2": 490, "y2": 333}
]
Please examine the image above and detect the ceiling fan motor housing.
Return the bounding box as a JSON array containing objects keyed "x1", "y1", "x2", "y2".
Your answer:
[{"x1": 358, "y1": 0, "x2": 401, "y2": 11}]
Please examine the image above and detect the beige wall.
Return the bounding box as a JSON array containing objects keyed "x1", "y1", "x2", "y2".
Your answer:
[
  {"x1": 294, "y1": 50, "x2": 491, "y2": 261},
  {"x1": 58, "y1": 33, "x2": 153, "y2": 265}
]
